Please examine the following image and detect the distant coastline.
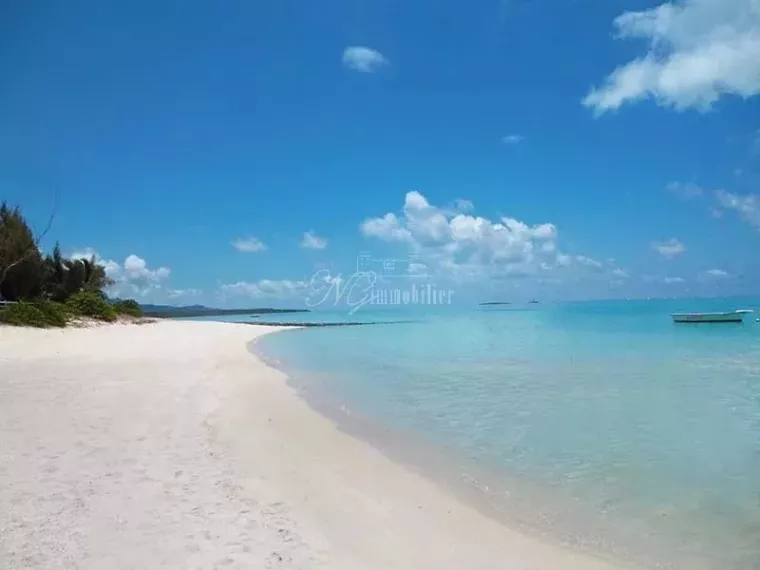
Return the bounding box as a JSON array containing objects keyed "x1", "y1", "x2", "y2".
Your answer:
[
  {"x1": 140, "y1": 304, "x2": 310, "y2": 319},
  {"x1": 246, "y1": 320, "x2": 418, "y2": 328}
]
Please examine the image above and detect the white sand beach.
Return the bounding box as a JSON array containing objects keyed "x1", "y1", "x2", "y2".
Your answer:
[{"x1": 0, "y1": 320, "x2": 630, "y2": 569}]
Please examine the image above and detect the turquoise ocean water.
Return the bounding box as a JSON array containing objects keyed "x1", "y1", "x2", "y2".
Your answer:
[{"x1": 213, "y1": 299, "x2": 760, "y2": 568}]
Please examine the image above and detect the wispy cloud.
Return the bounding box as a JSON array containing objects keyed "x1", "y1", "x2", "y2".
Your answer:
[
  {"x1": 715, "y1": 190, "x2": 760, "y2": 228},
  {"x1": 752, "y1": 129, "x2": 760, "y2": 155},
  {"x1": 342, "y1": 46, "x2": 389, "y2": 73},
  {"x1": 501, "y1": 134, "x2": 524, "y2": 145},
  {"x1": 583, "y1": 0, "x2": 760, "y2": 114},
  {"x1": 300, "y1": 231, "x2": 327, "y2": 250},
  {"x1": 452, "y1": 199, "x2": 474, "y2": 213},
  {"x1": 643, "y1": 275, "x2": 685, "y2": 284},
  {"x1": 702, "y1": 268, "x2": 732, "y2": 279},
  {"x1": 574, "y1": 255, "x2": 604, "y2": 270},
  {"x1": 231, "y1": 236, "x2": 267, "y2": 253},
  {"x1": 651, "y1": 238, "x2": 686, "y2": 258},
  {"x1": 168, "y1": 288, "x2": 201, "y2": 299},
  {"x1": 220, "y1": 279, "x2": 308, "y2": 298},
  {"x1": 709, "y1": 207, "x2": 724, "y2": 219},
  {"x1": 666, "y1": 181, "x2": 703, "y2": 199}
]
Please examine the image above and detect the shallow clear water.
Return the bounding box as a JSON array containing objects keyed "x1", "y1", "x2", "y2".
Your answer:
[{"x1": 248, "y1": 299, "x2": 760, "y2": 568}]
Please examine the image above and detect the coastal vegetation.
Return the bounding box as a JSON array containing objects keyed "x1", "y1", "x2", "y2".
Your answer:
[{"x1": 0, "y1": 202, "x2": 142, "y2": 327}]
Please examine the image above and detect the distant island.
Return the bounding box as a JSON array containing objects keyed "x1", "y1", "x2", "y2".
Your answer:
[
  {"x1": 480, "y1": 300, "x2": 541, "y2": 306},
  {"x1": 139, "y1": 304, "x2": 310, "y2": 319}
]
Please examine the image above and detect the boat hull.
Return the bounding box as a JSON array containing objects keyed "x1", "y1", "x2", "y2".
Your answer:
[{"x1": 672, "y1": 312, "x2": 745, "y2": 323}]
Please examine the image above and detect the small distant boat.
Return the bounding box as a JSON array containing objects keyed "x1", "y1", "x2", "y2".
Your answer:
[
  {"x1": 529, "y1": 299, "x2": 539, "y2": 304},
  {"x1": 671, "y1": 310, "x2": 753, "y2": 323}
]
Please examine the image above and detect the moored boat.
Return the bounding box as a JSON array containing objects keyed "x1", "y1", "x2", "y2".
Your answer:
[{"x1": 671, "y1": 310, "x2": 753, "y2": 323}]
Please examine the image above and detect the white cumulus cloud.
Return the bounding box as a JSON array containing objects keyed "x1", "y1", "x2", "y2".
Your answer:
[
  {"x1": 360, "y1": 191, "x2": 602, "y2": 281},
  {"x1": 652, "y1": 238, "x2": 686, "y2": 258},
  {"x1": 342, "y1": 46, "x2": 389, "y2": 73},
  {"x1": 122, "y1": 254, "x2": 171, "y2": 282},
  {"x1": 361, "y1": 213, "x2": 412, "y2": 243},
  {"x1": 583, "y1": 0, "x2": 760, "y2": 114},
  {"x1": 300, "y1": 231, "x2": 327, "y2": 250},
  {"x1": 68, "y1": 248, "x2": 172, "y2": 300},
  {"x1": 69, "y1": 249, "x2": 169, "y2": 283},
  {"x1": 69, "y1": 250, "x2": 122, "y2": 280},
  {"x1": 232, "y1": 236, "x2": 267, "y2": 253},
  {"x1": 69, "y1": 247, "x2": 100, "y2": 261},
  {"x1": 556, "y1": 253, "x2": 573, "y2": 267}
]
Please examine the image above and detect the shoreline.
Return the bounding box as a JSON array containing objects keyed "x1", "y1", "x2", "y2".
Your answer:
[
  {"x1": 2, "y1": 320, "x2": 639, "y2": 569},
  {"x1": 253, "y1": 330, "x2": 703, "y2": 570}
]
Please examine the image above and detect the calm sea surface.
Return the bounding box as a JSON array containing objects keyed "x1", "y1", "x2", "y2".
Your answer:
[{"x1": 213, "y1": 298, "x2": 760, "y2": 568}]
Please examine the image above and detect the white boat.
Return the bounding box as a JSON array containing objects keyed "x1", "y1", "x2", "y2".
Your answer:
[{"x1": 671, "y1": 310, "x2": 753, "y2": 323}]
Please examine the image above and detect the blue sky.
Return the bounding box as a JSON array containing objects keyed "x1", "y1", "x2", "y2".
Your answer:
[{"x1": 1, "y1": 0, "x2": 759, "y2": 307}]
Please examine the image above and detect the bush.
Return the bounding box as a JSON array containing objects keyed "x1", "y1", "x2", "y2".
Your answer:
[
  {"x1": 35, "y1": 299, "x2": 69, "y2": 327},
  {"x1": 0, "y1": 301, "x2": 51, "y2": 328},
  {"x1": 66, "y1": 291, "x2": 117, "y2": 322},
  {"x1": 112, "y1": 298, "x2": 143, "y2": 317}
]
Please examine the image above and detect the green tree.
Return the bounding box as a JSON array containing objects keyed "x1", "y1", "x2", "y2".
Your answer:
[
  {"x1": 81, "y1": 256, "x2": 113, "y2": 293},
  {"x1": 41, "y1": 249, "x2": 115, "y2": 301},
  {"x1": 0, "y1": 202, "x2": 45, "y2": 301},
  {"x1": 2, "y1": 202, "x2": 113, "y2": 304},
  {"x1": 41, "y1": 243, "x2": 67, "y2": 301}
]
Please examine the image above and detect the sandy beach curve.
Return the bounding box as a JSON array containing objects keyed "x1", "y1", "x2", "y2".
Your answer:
[{"x1": 0, "y1": 320, "x2": 631, "y2": 569}]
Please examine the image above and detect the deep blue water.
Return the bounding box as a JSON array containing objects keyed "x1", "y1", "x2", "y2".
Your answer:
[{"x1": 229, "y1": 299, "x2": 760, "y2": 567}]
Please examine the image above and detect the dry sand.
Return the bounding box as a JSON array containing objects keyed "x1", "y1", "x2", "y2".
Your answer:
[{"x1": 0, "y1": 320, "x2": 631, "y2": 569}]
